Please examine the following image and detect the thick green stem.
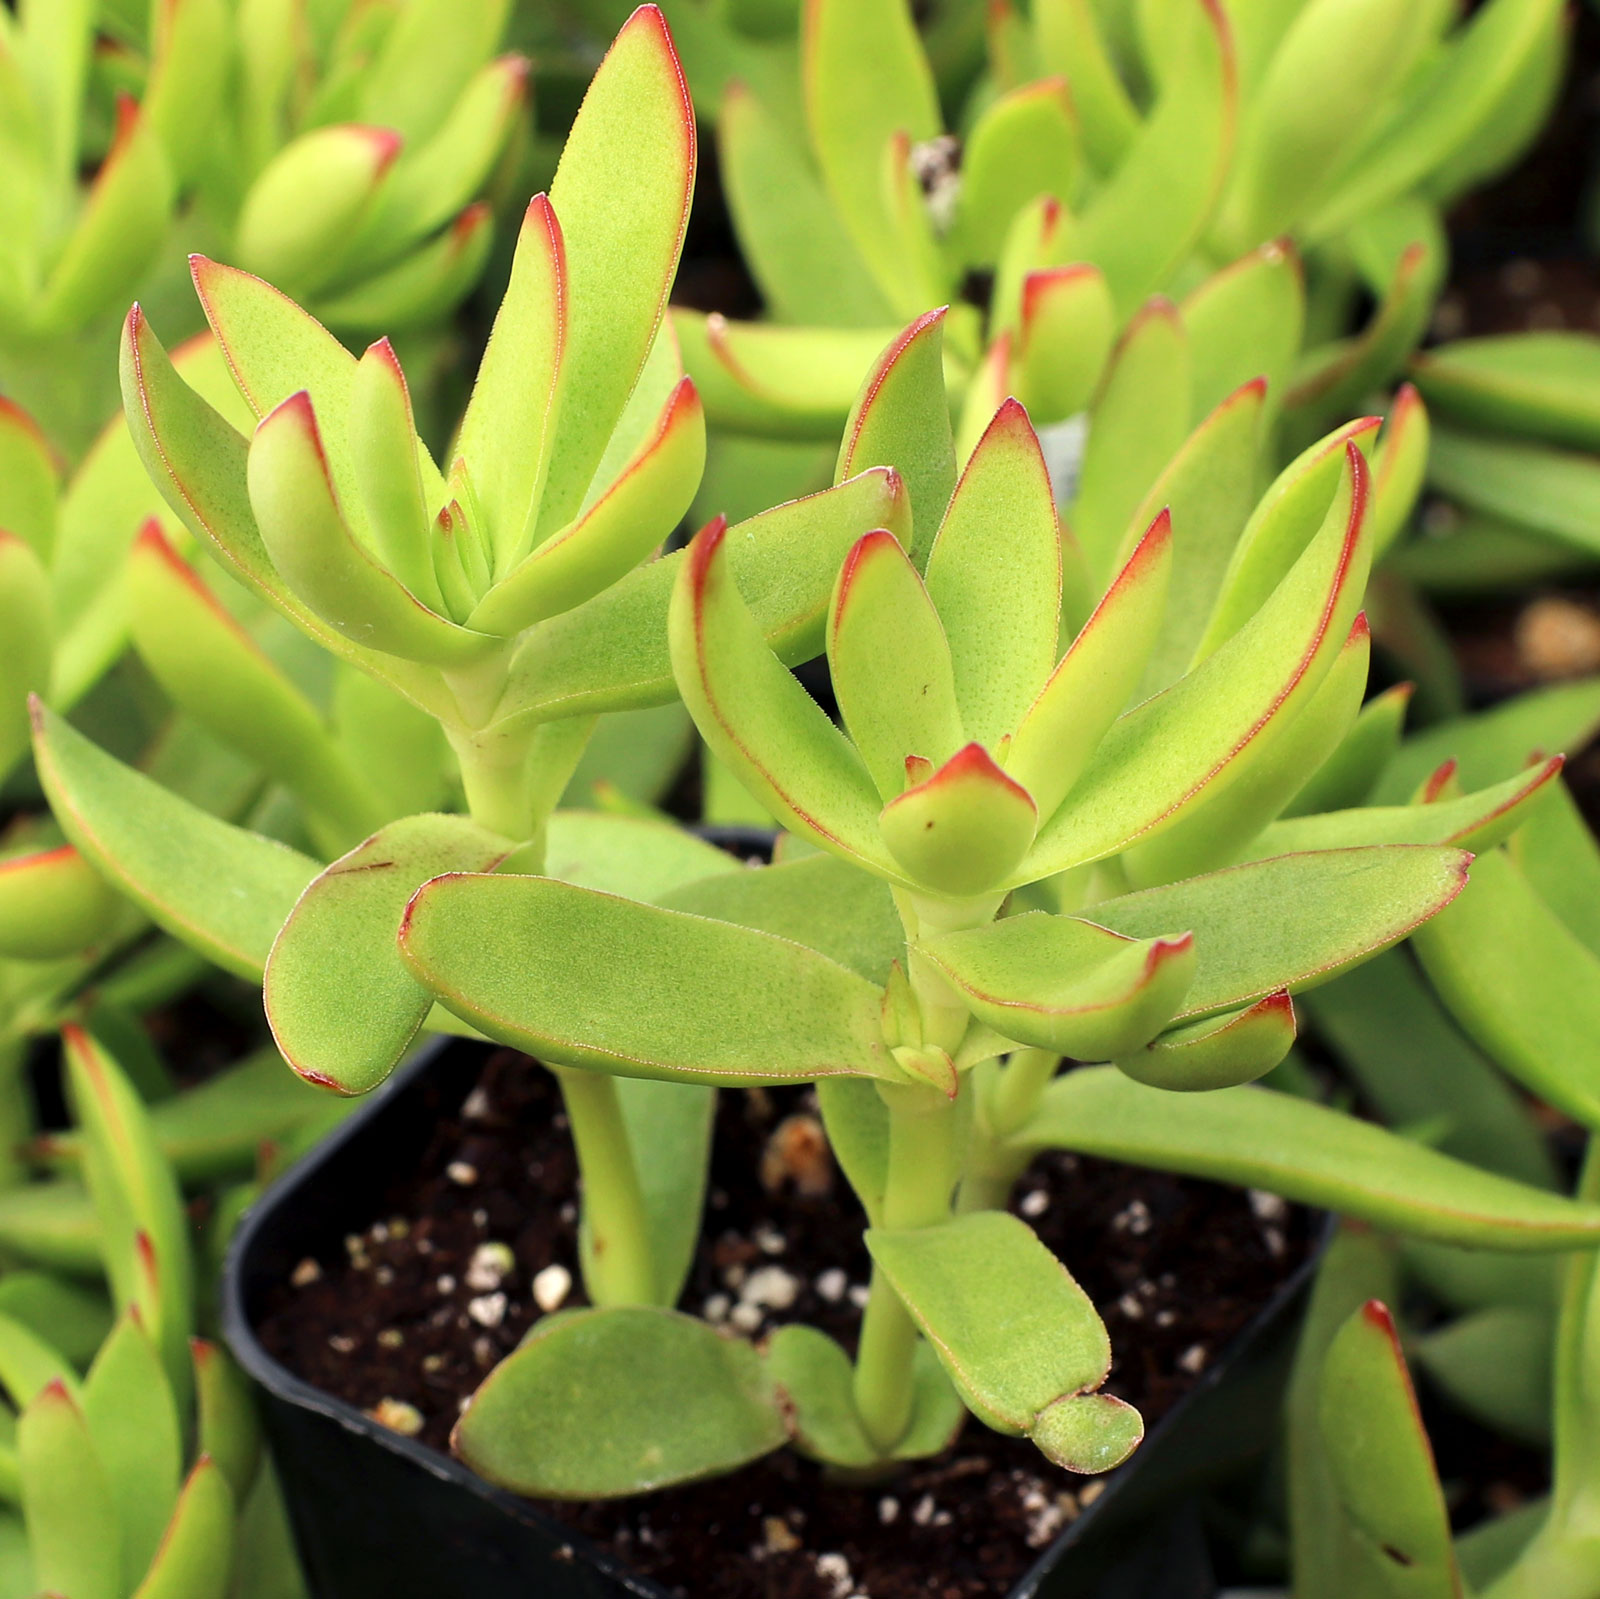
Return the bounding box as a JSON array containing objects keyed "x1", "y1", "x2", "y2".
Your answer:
[
  {"x1": 959, "y1": 1049, "x2": 1060, "y2": 1213},
  {"x1": 449, "y1": 725, "x2": 541, "y2": 843},
  {"x1": 552, "y1": 1067, "x2": 659, "y2": 1307},
  {"x1": 853, "y1": 1085, "x2": 962, "y2": 1452}
]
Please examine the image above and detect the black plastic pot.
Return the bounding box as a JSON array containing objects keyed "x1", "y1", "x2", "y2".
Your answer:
[{"x1": 223, "y1": 1038, "x2": 1322, "y2": 1599}]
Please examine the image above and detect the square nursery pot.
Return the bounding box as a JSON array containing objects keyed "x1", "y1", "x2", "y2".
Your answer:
[{"x1": 223, "y1": 1035, "x2": 1325, "y2": 1599}]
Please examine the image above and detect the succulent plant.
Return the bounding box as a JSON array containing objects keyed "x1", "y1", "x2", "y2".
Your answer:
[
  {"x1": 667, "y1": 0, "x2": 1562, "y2": 523},
  {"x1": 390, "y1": 314, "x2": 1600, "y2": 1500},
  {"x1": 0, "y1": 0, "x2": 526, "y2": 454},
  {"x1": 0, "y1": 1024, "x2": 308, "y2": 1599},
  {"x1": 30, "y1": 7, "x2": 904, "y2": 1314}
]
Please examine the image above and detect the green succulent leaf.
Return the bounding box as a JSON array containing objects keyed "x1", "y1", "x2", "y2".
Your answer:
[
  {"x1": 0, "y1": 531, "x2": 51, "y2": 780},
  {"x1": 32, "y1": 704, "x2": 319, "y2": 981},
  {"x1": 1125, "y1": 378, "x2": 1267, "y2": 694},
  {"x1": 401, "y1": 874, "x2": 894, "y2": 1087},
  {"x1": 126, "y1": 522, "x2": 382, "y2": 854},
  {"x1": 880, "y1": 744, "x2": 1039, "y2": 896},
  {"x1": 1014, "y1": 264, "x2": 1117, "y2": 426},
  {"x1": 953, "y1": 79, "x2": 1079, "y2": 268},
  {"x1": 925, "y1": 399, "x2": 1061, "y2": 748},
  {"x1": 834, "y1": 310, "x2": 957, "y2": 563},
  {"x1": 718, "y1": 81, "x2": 891, "y2": 328},
  {"x1": 454, "y1": 1306, "x2": 786, "y2": 1497},
  {"x1": 866, "y1": 1211, "x2": 1140, "y2": 1471},
  {"x1": 1180, "y1": 242, "x2": 1306, "y2": 421},
  {"x1": 130, "y1": 1457, "x2": 236, "y2": 1599},
  {"x1": 1250, "y1": 758, "x2": 1562, "y2": 860},
  {"x1": 1414, "y1": 846, "x2": 1600, "y2": 1132},
  {"x1": 1303, "y1": 951, "x2": 1558, "y2": 1190},
  {"x1": 827, "y1": 529, "x2": 963, "y2": 802},
  {"x1": 0, "y1": 1183, "x2": 102, "y2": 1278},
  {"x1": 670, "y1": 516, "x2": 902, "y2": 879},
  {"x1": 19, "y1": 1381, "x2": 120, "y2": 1599},
  {"x1": 0, "y1": 402, "x2": 58, "y2": 561},
  {"x1": 534, "y1": 5, "x2": 697, "y2": 539},
  {"x1": 265, "y1": 815, "x2": 513, "y2": 1096},
  {"x1": 62, "y1": 1028, "x2": 193, "y2": 1408},
  {"x1": 922, "y1": 912, "x2": 1194, "y2": 1059},
  {"x1": 1427, "y1": 425, "x2": 1600, "y2": 560},
  {"x1": 1115, "y1": 991, "x2": 1297, "y2": 1091},
  {"x1": 1094, "y1": 844, "x2": 1470, "y2": 1018},
  {"x1": 192, "y1": 1340, "x2": 262, "y2": 1503},
  {"x1": 802, "y1": 0, "x2": 941, "y2": 312},
  {"x1": 247, "y1": 390, "x2": 498, "y2": 663},
  {"x1": 1008, "y1": 514, "x2": 1172, "y2": 824},
  {"x1": 1074, "y1": 0, "x2": 1234, "y2": 317},
  {"x1": 1123, "y1": 611, "x2": 1371, "y2": 886},
  {"x1": 1071, "y1": 300, "x2": 1192, "y2": 584},
  {"x1": 1017, "y1": 1068, "x2": 1600, "y2": 1249},
  {"x1": 1318, "y1": 1302, "x2": 1460, "y2": 1595},
  {"x1": 501, "y1": 466, "x2": 909, "y2": 723},
  {"x1": 1032, "y1": 0, "x2": 1139, "y2": 171},
  {"x1": 661, "y1": 852, "x2": 904, "y2": 986},
  {"x1": 0, "y1": 842, "x2": 119, "y2": 962},
  {"x1": 83, "y1": 1312, "x2": 182, "y2": 1580},
  {"x1": 1414, "y1": 1306, "x2": 1552, "y2": 1448},
  {"x1": 471, "y1": 377, "x2": 705, "y2": 634},
  {"x1": 1025, "y1": 442, "x2": 1370, "y2": 881},
  {"x1": 764, "y1": 1324, "x2": 879, "y2": 1467},
  {"x1": 1285, "y1": 682, "x2": 1412, "y2": 818},
  {"x1": 1412, "y1": 332, "x2": 1600, "y2": 452}
]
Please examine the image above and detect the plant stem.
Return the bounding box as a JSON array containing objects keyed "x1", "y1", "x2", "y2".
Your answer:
[
  {"x1": 853, "y1": 1085, "x2": 962, "y2": 1452},
  {"x1": 551, "y1": 1066, "x2": 659, "y2": 1306},
  {"x1": 959, "y1": 1049, "x2": 1061, "y2": 1212},
  {"x1": 450, "y1": 709, "x2": 656, "y2": 1307}
]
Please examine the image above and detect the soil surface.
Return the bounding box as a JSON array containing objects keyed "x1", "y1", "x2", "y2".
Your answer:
[{"x1": 258, "y1": 1049, "x2": 1312, "y2": 1599}]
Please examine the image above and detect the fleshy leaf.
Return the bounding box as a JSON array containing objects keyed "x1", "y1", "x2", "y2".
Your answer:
[
  {"x1": 834, "y1": 310, "x2": 957, "y2": 564},
  {"x1": 471, "y1": 377, "x2": 705, "y2": 634},
  {"x1": 401, "y1": 874, "x2": 894, "y2": 1086},
  {"x1": 1019, "y1": 1067, "x2": 1600, "y2": 1249},
  {"x1": 880, "y1": 744, "x2": 1038, "y2": 896},
  {"x1": 1115, "y1": 991, "x2": 1296, "y2": 1091},
  {"x1": 83, "y1": 1311, "x2": 182, "y2": 1579},
  {"x1": 802, "y1": 0, "x2": 941, "y2": 309},
  {"x1": 924, "y1": 400, "x2": 1061, "y2": 748},
  {"x1": 192, "y1": 1340, "x2": 262, "y2": 1502},
  {"x1": 1090, "y1": 844, "x2": 1470, "y2": 1019},
  {"x1": 20, "y1": 1382, "x2": 120, "y2": 1599},
  {"x1": 670, "y1": 517, "x2": 903, "y2": 879},
  {"x1": 1249, "y1": 760, "x2": 1562, "y2": 860},
  {"x1": 1008, "y1": 514, "x2": 1173, "y2": 825},
  {"x1": 1071, "y1": 301, "x2": 1191, "y2": 584},
  {"x1": 62, "y1": 1028, "x2": 193, "y2": 1406},
  {"x1": 454, "y1": 1307, "x2": 785, "y2": 1496},
  {"x1": 1414, "y1": 846, "x2": 1600, "y2": 1132},
  {"x1": 1411, "y1": 331, "x2": 1600, "y2": 452},
  {"x1": 1015, "y1": 266, "x2": 1116, "y2": 426},
  {"x1": 130, "y1": 1456, "x2": 235, "y2": 1599},
  {"x1": 534, "y1": 5, "x2": 697, "y2": 538},
  {"x1": 265, "y1": 816, "x2": 513, "y2": 1096},
  {"x1": 126, "y1": 522, "x2": 381, "y2": 853},
  {"x1": 1318, "y1": 1302, "x2": 1459, "y2": 1592},
  {"x1": 248, "y1": 391, "x2": 498, "y2": 662},
  {"x1": 0, "y1": 532, "x2": 51, "y2": 779},
  {"x1": 0, "y1": 845, "x2": 119, "y2": 960},
  {"x1": 454, "y1": 194, "x2": 566, "y2": 565},
  {"x1": 1023, "y1": 442, "x2": 1370, "y2": 881},
  {"x1": 32, "y1": 704, "x2": 319, "y2": 981},
  {"x1": 827, "y1": 531, "x2": 963, "y2": 802},
  {"x1": 765, "y1": 1325, "x2": 879, "y2": 1467},
  {"x1": 920, "y1": 913, "x2": 1194, "y2": 1059},
  {"x1": 503, "y1": 468, "x2": 909, "y2": 723},
  {"x1": 867, "y1": 1211, "x2": 1138, "y2": 1469},
  {"x1": 1180, "y1": 241, "x2": 1305, "y2": 421},
  {"x1": 1125, "y1": 378, "x2": 1266, "y2": 694}
]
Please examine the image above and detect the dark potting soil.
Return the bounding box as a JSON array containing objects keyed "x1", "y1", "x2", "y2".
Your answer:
[{"x1": 257, "y1": 1049, "x2": 1312, "y2": 1599}]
